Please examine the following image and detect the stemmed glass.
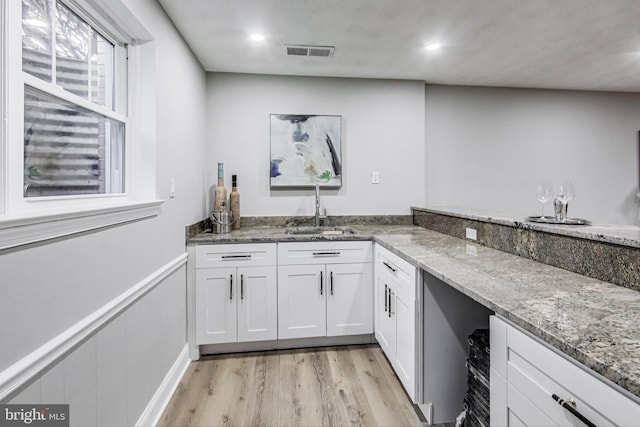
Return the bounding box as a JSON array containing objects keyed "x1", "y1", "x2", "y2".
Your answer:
[
  {"x1": 555, "y1": 181, "x2": 576, "y2": 221},
  {"x1": 536, "y1": 181, "x2": 553, "y2": 220},
  {"x1": 556, "y1": 181, "x2": 575, "y2": 204}
]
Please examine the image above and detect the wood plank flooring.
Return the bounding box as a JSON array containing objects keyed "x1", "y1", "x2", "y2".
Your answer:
[{"x1": 157, "y1": 344, "x2": 428, "y2": 427}]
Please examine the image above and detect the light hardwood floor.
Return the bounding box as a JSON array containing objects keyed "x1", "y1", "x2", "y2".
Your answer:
[{"x1": 157, "y1": 344, "x2": 429, "y2": 427}]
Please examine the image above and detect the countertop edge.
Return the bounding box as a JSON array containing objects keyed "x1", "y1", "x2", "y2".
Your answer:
[{"x1": 412, "y1": 206, "x2": 640, "y2": 249}]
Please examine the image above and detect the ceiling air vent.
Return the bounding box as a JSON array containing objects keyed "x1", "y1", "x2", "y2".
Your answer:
[{"x1": 286, "y1": 45, "x2": 335, "y2": 57}]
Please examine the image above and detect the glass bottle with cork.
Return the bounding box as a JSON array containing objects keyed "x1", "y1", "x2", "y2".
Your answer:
[
  {"x1": 229, "y1": 174, "x2": 240, "y2": 230},
  {"x1": 213, "y1": 162, "x2": 227, "y2": 211}
]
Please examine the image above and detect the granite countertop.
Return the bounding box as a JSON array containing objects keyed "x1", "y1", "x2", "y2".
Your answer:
[
  {"x1": 189, "y1": 225, "x2": 640, "y2": 400},
  {"x1": 187, "y1": 224, "x2": 416, "y2": 244},
  {"x1": 415, "y1": 206, "x2": 640, "y2": 249}
]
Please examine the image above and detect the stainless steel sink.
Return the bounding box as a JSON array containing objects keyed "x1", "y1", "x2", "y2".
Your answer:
[{"x1": 285, "y1": 226, "x2": 357, "y2": 236}]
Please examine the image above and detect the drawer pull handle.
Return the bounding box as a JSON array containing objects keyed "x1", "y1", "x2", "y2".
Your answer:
[
  {"x1": 382, "y1": 261, "x2": 397, "y2": 273},
  {"x1": 241, "y1": 274, "x2": 244, "y2": 300},
  {"x1": 384, "y1": 284, "x2": 388, "y2": 312},
  {"x1": 222, "y1": 255, "x2": 252, "y2": 260},
  {"x1": 313, "y1": 251, "x2": 341, "y2": 256},
  {"x1": 320, "y1": 270, "x2": 324, "y2": 295},
  {"x1": 552, "y1": 394, "x2": 596, "y2": 427},
  {"x1": 230, "y1": 274, "x2": 233, "y2": 300}
]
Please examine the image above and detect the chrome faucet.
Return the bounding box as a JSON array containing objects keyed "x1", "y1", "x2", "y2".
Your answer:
[
  {"x1": 315, "y1": 183, "x2": 321, "y2": 227},
  {"x1": 314, "y1": 183, "x2": 327, "y2": 226}
]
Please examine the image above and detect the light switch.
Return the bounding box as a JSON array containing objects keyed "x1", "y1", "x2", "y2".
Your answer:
[
  {"x1": 169, "y1": 178, "x2": 176, "y2": 198},
  {"x1": 371, "y1": 171, "x2": 380, "y2": 184}
]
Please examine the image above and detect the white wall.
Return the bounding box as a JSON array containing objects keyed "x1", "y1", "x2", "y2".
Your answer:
[
  {"x1": 206, "y1": 73, "x2": 426, "y2": 216},
  {"x1": 425, "y1": 85, "x2": 640, "y2": 225},
  {"x1": 1, "y1": 0, "x2": 207, "y2": 425}
]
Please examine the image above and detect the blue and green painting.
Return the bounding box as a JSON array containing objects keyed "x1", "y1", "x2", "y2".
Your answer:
[{"x1": 270, "y1": 114, "x2": 342, "y2": 188}]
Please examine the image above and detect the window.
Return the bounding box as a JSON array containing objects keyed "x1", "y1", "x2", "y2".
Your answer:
[
  {"x1": 0, "y1": 0, "x2": 161, "y2": 250},
  {"x1": 22, "y1": 0, "x2": 124, "y2": 198}
]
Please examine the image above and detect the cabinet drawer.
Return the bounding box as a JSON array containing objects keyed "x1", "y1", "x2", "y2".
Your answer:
[
  {"x1": 504, "y1": 319, "x2": 640, "y2": 426},
  {"x1": 375, "y1": 244, "x2": 416, "y2": 302},
  {"x1": 278, "y1": 241, "x2": 372, "y2": 265},
  {"x1": 195, "y1": 243, "x2": 276, "y2": 268}
]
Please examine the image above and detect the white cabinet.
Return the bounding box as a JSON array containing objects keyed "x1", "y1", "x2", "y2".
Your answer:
[
  {"x1": 327, "y1": 262, "x2": 374, "y2": 336},
  {"x1": 374, "y1": 243, "x2": 418, "y2": 402},
  {"x1": 277, "y1": 265, "x2": 325, "y2": 338},
  {"x1": 490, "y1": 316, "x2": 640, "y2": 426},
  {"x1": 277, "y1": 241, "x2": 373, "y2": 340},
  {"x1": 195, "y1": 244, "x2": 277, "y2": 345}
]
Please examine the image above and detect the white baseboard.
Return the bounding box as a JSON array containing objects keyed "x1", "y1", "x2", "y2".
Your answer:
[{"x1": 136, "y1": 344, "x2": 191, "y2": 427}]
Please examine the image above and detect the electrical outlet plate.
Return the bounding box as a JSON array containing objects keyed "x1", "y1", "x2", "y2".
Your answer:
[
  {"x1": 371, "y1": 171, "x2": 380, "y2": 184},
  {"x1": 169, "y1": 178, "x2": 176, "y2": 198},
  {"x1": 465, "y1": 227, "x2": 477, "y2": 240}
]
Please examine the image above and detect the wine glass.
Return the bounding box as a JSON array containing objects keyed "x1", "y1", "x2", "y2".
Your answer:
[
  {"x1": 555, "y1": 181, "x2": 576, "y2": 221},
  {"x1": 536, "y1": 181, "x2": 553, "y2": 220},
  {"x1": 556, "y1": 181, "x2": 576, "y2": 204}
]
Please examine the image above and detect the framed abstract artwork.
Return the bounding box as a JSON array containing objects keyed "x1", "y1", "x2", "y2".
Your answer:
[{"x1": 270, "y1": 114, "x2": 342, "y2": 188}]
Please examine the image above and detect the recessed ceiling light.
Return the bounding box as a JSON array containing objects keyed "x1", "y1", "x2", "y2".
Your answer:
[
  {"x1": 250, "y1": 33, "x2": 265, "y2": 42},
  {"x1": 426, "y1": 43, "x2": 441, "y2": 51}
]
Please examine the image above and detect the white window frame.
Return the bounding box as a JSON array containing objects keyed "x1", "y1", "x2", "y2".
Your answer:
[{"x1": 0, "y1": 0, "x2": 162, "y2": 250}]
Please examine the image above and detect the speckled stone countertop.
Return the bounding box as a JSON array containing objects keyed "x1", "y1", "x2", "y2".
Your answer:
[
  {"x1": 416, "y1": 206, "x2": 640, "y2": 249},
  {"x1": 188, "y1": 225, "x2": 640, "y2": 400}
]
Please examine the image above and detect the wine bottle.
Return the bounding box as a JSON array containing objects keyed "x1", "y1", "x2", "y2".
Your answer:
[
  {"x1": 230, "y1": 174, "x2": 240, "y2": 230},
  {"x1": 213, "y1": 162, "x2": 227, "y2": 211}
]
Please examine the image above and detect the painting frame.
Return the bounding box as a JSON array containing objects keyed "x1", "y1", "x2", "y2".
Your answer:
[{"x1": 270, "y1": 114, "x2": 343, "y2": 188}]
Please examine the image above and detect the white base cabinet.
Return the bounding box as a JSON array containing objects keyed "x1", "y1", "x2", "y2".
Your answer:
[
  {"x1": 374, "y1": 243, "x2": 418, "y2": 402},
  {"x1": 491, "y1": 315, "x2": 640, "y2": 426},
  {"x1": 327, "y1": 262, "x2": 374, "y2": 336},
  {"x1": 277, "y1": 265, "x2": 326, "y2": 339},
  {"x1": 277, "y1": 241, "x2": 373, "y2": 340},
  {"x1": 195, "y1": 244, "x2": 277, "y2": 345}
]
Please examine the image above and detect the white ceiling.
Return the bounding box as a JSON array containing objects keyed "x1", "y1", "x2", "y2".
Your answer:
[{"x1": 157, "y1": 0, "x2": 640, "y2": 92}]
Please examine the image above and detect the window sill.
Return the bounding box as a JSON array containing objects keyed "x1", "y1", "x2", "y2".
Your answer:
[{"x1": 0, "y1": 199, "x2": 164, "y2": 251}]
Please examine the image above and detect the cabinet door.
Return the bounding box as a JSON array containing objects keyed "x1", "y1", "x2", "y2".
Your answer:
[
  {"x1": 507, "y1": 384, "x2": 556, "y2": 426},
  {"x1": 375, "y1": 273, "x2": 395, "y2": 357},
  {"x1": 237, "y1": 266, "x2": 277, "y2": 343},
  {"x1": 326, "y1": 263, "x2": 373, "y2": 336},
  {"x1": 394, "y1": 288, "x2": 416, "y2": 401},
  {"x1": 195, "y1": 267, "x2": 237, "y2": 344},
  {"x1": 278, "y1": 265, "x2": 326, "y2": 339}
]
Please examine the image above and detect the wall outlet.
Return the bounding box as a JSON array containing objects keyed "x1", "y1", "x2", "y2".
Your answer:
[
  {"x1": 169, "y1": 178, "x2": 176, "y2": 198},
  {"x1": 371, "y1": 171, "x2": 380, "y2": 184},
  {"x1": 465, "y1": 227, "x2": 477, "y2": 240}
]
